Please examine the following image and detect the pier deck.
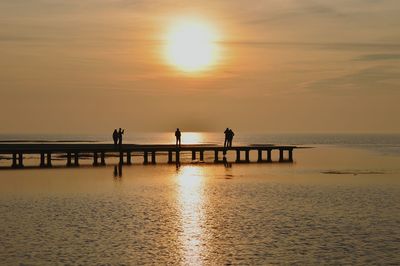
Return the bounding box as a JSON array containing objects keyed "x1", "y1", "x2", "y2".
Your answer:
[{"x1": 0, "y1": 144, "x2": 297, "y2": 168}]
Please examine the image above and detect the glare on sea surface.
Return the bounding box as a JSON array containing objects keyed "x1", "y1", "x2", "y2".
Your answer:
[
  {"x1": 165, "y1": 20, "x2": 219, "y2": 72},
  {"x1": 181, "y1": 132, "x2": 204, "y2": 144},
  {"x1": 176, "y1": 166, "x2": 205, "y2": 264}
]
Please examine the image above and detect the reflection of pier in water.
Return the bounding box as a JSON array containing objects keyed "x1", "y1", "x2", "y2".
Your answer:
[{"x1": 0, "y1": 144, "x2": 298, "y2": 169}]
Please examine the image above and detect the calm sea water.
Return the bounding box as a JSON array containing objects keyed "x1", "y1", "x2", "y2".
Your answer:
[{"x1": 0, "y1": 133, "x2": 399, "y2": 264}]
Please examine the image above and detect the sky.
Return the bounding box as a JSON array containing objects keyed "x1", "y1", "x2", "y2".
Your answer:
[{"x1": 1, "y1": 0, "x2": 400, "y2": 134}]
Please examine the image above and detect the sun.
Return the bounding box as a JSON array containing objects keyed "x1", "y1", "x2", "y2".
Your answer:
[{"x1": 165, "y1": 20, "x2": 219, "y2": 72}]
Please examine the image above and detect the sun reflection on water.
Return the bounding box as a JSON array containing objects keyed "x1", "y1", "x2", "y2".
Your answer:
[
  {"x1": 181, "y1": 132, "x2": 204, "y2": 144},
  {"x1": 176, "y1": 166, "x2": 206, "y2": 265}
]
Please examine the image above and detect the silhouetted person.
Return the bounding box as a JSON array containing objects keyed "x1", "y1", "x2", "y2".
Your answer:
[
  {"x1": 224, "y1": 128, "x2": 230, "y2": 148},
  {"x1": 175, "y1": 128, "x2": 181, "y2": 147},
  {"x1": 112, "y1": 129, "x2": 118, "y2": 145},
  {"x1": 228, "y1": 129, "x2": 235, "y2": 147},
  {"x1": 118, "y1": 128, "x2": 124, "y2": 146}
]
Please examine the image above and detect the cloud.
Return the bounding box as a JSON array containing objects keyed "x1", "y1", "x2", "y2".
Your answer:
[
  {"x1": 0, "y1": 34, "x2": 41, "y2": 42},
  {"x1": 304, "y1": 65, "x2": 400, "y2": 95},
  {"x1": 221, "y1": 41, "x2": 400, "y2": 51},
  {"x1": 243, "y1": 1, "x2": 346, "y2": 25},
  {"x1": 355, "y1": 54, "x2": 400, "y2": 61}
]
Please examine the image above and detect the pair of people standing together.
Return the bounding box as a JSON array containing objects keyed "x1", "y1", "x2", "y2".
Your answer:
[
  {"x1": 224, "y1": 128, "x2": 235, "y2": 148},
  {"x1": 112, "y1": 128, "x2": 124, "y2": 146}
]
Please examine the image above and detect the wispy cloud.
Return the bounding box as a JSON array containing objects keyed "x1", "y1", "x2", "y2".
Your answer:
[
  {"x1": 304, "y1": 65, "x2": 400, "y2": 95},
  {"x1": 0, "y1": 34, "x2": 41, "y2": 42},
  {"x1": 243, "y1": 1, "x2": 346, "y2": 25},
  {"x1": 220, "y1": 41, "x2": 400, "y2": 51},
  {"x1": 355, "y1": 54, "x2": 400, "y2": 61}
]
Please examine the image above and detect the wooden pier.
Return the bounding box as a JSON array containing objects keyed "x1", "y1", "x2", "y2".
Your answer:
[{"x1": 0, "y1": 144, "x2": 297, "y2": 169}]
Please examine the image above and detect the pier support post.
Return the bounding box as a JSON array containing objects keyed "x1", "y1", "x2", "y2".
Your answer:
[
  {"x1": 279, "y1": 149, "x2": 284, "y2": 162},
  {"x1": 200, "y1": 150, "x2": 204, "y2": 161},
  {"x1": 12, "y1": 153, "x2": 17, "y2": 168},
  {"x1": 66, "y1": 153, "x2": 72, "y2": 167},
  {"x1": 100, "y1": 152, "x2": 106, "y2": 166},
  {"x1": 119, "y1": 152, "x2": 124, "y2": 165},
  {"x1": 151, "y1": 151, "x2": 156, "y2": 164},
  {"x1": 192, "y1": 151, "x2": 196, "y2": 160},
  {"x1": 257, "y1": 150, "x2": 262, "y2": 162},
  {"x1": 18, "y1": 153, "x2": 24, "y2": 168},
  {"x1": 143, "y1": 151, "x2": 148, "y2": 164},
  {"x1": 93, "y1": 152, "x2": 99, "y2": 166},
  {"x1": 74, "y1": 153, "x2": 79, "y2": 166},
  {"x1": 267, "y1": 149, "x2": 272, "y2": 162},
  {"x1": 176, "y1": 150, "x2": 180, "y2": 163},
  {"x1": 40, "y1": 153, "x2": 46, "y2": 167},
  {"x1": 214, "y1": 150, "x2": 219, "y2": 163},
  {"x1": 288, "y1": 149, "x2": 293, "y2": 162},
  {"x1": 168, "y1": 151, "x2": 173, "y2": 164},
  {"x1": 47, "y1": 153, "x2": 52, "y2": 167},
  {"x1": 127, "y1": 151, "x2": 132, "y2": 165},
  {"x1": 245, "y1": 150, "x2": 250, "y2": 163},
  {"x1": 236, "y1": 150, "x2": 241, "y2": 163}
]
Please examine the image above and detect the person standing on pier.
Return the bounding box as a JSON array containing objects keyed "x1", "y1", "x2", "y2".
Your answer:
[
  {"x1": 118, "y1": 128, "x2": 124, "y2": 146},
  {"x1": 224, "y1": 128, "x2": 230, "y2": 148},
  {"x1": 112, "y1": 129, "x2": 118, "y2": 146},
  {"x1": 175, "y1": 128, "x2": 181, "y2": 147},
  {"x1": 228, "y1": 129, "x2": 235, "y2": 147}
]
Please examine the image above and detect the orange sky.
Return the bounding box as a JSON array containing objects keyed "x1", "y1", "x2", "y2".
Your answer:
[{"x1": 1, "y1": 0, "x2": 400, "y2": 133}]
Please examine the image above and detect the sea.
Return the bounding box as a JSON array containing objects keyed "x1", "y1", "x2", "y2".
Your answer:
[{"x1": 0, "y1": 133, "x2": 399, "y2": 265}]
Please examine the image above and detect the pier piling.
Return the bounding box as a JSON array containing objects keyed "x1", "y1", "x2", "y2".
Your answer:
[
  {"x1": 46, "y1": 153, "x2": 52, "y2": 167},
  {"x1": 18, "y1": 153, "x2": 23, "y2": 168},
  {"x1": 245, "y1": 150, "x2": 250, "y2": 163},
  {"x1": 12, "y1": 153, "x2": 17, "y2": 168},
  {"x1": 267, "y1": 149, "x2": 272, "y2": 162},
  {"x1": 93, "y1": 152, "x2": 99, "y2": 166},
  {"x1": 127, "y1": 151, "x2": 132, "y2": 165},
  {"x1": 168, "y1": 151, "x2": 173, "y2": 164},
  {"x1": 235, "y1": 150, "x2": 241, "y2": 163},
  {"x1": 119, "y1": 152, "x2": 124, "y2": 164},
  {"x1": 214, "y1": 150, "x2": 219, "y2": 163},
  {"x1": 67, "y1": 153, "x2": 72, "y2": 167},
  {"x1": 74, "y1": 153, "x2": 79, "y2": 166},
  {"x1": 40, "y1": 153, "x2": 46, "y2": 167},
  {"x1": 100, "y1": 152, "x2": 106, "y2": 166}
]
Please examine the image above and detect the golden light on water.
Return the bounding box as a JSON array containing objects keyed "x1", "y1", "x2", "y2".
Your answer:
[
  {"x1": 176, "y1": 166, "x2": 205, "y2": 264},
  {"x1": 181, "y1": 132, "x2": 204, "y2": 144},
  {"x1": 165, "y1": 19, "x2": 219, "y2": 72}
]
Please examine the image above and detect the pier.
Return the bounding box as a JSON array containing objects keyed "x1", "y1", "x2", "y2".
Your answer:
[{"x1": 0, "y1": 144, "x2": 297, "y2": 169}]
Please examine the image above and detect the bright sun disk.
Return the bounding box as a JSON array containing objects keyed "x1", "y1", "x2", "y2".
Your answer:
[{"x1": 165, "y1": 20, "x2": 219, "y2": 72}]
